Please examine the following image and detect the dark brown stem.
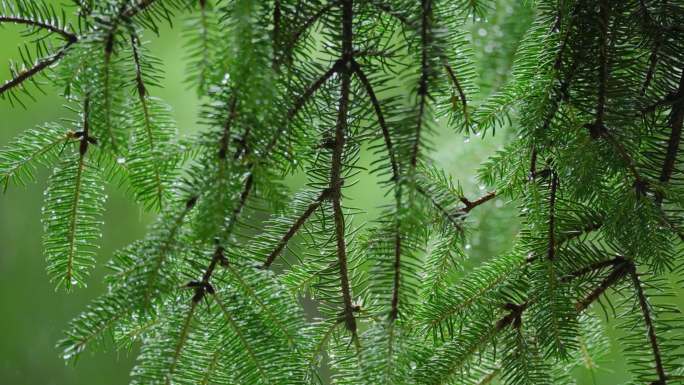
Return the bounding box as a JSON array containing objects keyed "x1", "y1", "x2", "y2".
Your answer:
[
  {"x1": 411, "y1": 0, "x2": 432, "y2": 168},
  {"x1": 130, "y1": 33, "x2": 165, "y2": 209},
  {"x1": 218, "y1": 96, "x2": 238, "y2": 159},
  {"x1": 261, "y1": 62, "x2": 339, "y2": 159},
  {"x1": 444, "y1": 62, "x2": 468, "y2": 121},
  {"x1": 594, "y1": 0, "x2": 610, "y2": 134},
  {"x1": 351, "y1": 60, "x2": 398, "y2": 180},
  {"x1": 459, "y1": 191, "x2": 497, "y2": 214},
  {"x1": 0, "y1": 42, "x2": 74, "y2": 97},
  {"x1": 629, "y1": 264, "x2": 668, "y2": 384},
  {"x1": 330, "y1": 0, "x2": 357, "y2": 335},
  {"x1": 122, "y1": 0, "x2": 159, "y2": 19},
  {"x1": 560, "y1": 256, "x2": 623, "y2": 283},
  {"x1": 369, "y1": 1, "x2": 412, "y2": 27},
  {"x1": 575, "y1": 260, "x2": 629, "y2": 312},
  {"x1": 526, "y1": 219, "x2": 604, "y2": 264},
  {"x1": 0, "y1": 16, "x2": 78, "y2": 42},
  {"x1": 261, "y1": 189, "x2": 331, "y2": 269},
  {"x1": 656, "y1": 69, "x2": 684, "y2": 203},
  {"x1": 287, "y1": 2, "x2": 335, "y2": 50}
]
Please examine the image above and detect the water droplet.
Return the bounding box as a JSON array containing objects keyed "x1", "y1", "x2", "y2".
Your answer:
[
  {"x1": 465, "y1": 244, "x2": 472, "y2": 250},
  {"x1": 117, "y1": 157, "x2": 126, "y2": 164}
]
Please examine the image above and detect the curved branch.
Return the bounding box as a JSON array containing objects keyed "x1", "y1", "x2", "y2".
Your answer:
[
  {"x1": 0, "y1": 16, "x2": 77, "y2": 41},
  {"x1": 0, "y1": 41, "x2": 74, "y2": 97},
  {"x1": 629, "y1": 264, "x2": 668, "y2": 384},
  {"x1": 261, "y1": 189, "x2": 331, "y2": 269}
]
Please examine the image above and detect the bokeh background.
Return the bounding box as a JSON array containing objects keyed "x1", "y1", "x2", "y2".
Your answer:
[{"x1": 0, "y1": 1, "x2": 669, "y2": 384}]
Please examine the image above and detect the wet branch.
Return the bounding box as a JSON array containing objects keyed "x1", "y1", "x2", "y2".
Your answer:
[
  {"x1": 629, "y1": 264, "x2": 668, "y2": 384},
  {"x1": 261, "y1": 188, "x2": 332, "y2": 269},
  {"x1": 0, "y1": 16, "x2": 77, "y2": 41}
]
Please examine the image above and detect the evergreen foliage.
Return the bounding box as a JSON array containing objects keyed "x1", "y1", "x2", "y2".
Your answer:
[{"x1": 1, "y1": 0, "x2": 684, "y2": 384}]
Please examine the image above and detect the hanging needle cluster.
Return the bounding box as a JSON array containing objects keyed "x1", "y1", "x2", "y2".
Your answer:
[{"x1": 1, "y1": 0, "x2": 684, "y2": 384}]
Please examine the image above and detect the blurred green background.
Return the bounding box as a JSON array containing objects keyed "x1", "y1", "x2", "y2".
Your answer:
[{"x1": 0, "y1": 1, "x2": 664, "y2": 384}]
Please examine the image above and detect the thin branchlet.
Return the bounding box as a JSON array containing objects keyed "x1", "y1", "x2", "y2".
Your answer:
[
  {"x1": 261, "y1": 188, "x2": 331, "y2": 269},
  {"x1": 330, "y1": 0, "x2": 357, "y2": 337},
  {"x1": 0, "y1": 16, "x2": 77, "y2": 41},
  {"x1": 629, "y1": 263, "x2": 668, "y2": 384},
  {"x1": 411, "y1": 0, "x2": 432, "y2": 168}
]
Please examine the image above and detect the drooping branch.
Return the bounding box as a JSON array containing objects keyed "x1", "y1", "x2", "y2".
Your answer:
[
  {"x1": 351, "y1": 60, "x2": 398, "y2": 180},
  {"x1": 287, "y1": 1, "x2": 336, "y2": 51},
  {"x1": 218, "y1": 96, "x2": 238, "y2": 159},
  {"x1": 0, "y1": 41, "x2": 75, "y2": 97},
  {"x1": 628, "y1": 264, "x2": 668, "y2": 384},
  {"x1": 351, "y1": 59, "x2": 404, "y2": 322},
  {"x1": 410, "y1": 0, "x2": 432, "y2": 168},
  {"x1": 589, "y1": 0, "x2": 611, "y2": 139},
  {"x1": 459, "y1": 191, "x2": 496, "y2": 214},
  {"x1": 444, "y1": 62, "x2": 468, "y2": 122},
  {"x1": 130, "y1": 33, "x2": 165, "y2": 210},
  {"x1": 121, "y1": 0, "x2": 160, "y2": 19},
  {"x1": 329, "y1": 0, "x2": 357, "y2": 336},
  {"x1": 0, "y1": 16, "x2": 78, "y2": 42},
  {"x1": 656, "y1": 69, "x2": 684, "y2": 203},
  {"x1": 261, "y1": 188, "x2": 332, "y2": 269}
]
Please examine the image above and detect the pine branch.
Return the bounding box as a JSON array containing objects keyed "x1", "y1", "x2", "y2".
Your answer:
[
  {"x1": 130, "y1": 33, "x2": 165, "y2": 210},
  {"x1": 657, "y1": 69, "x2": 684, "y2": 201},
  {"x1": 0, "y1": 15, "x2": 77, "y2": 41},
  {"x1": 459, "y1": 190, "x2": 497, "y2": 214},
  {"x1": 352, "y1": 60, "x2": 398, "y2": 180},
  {"x1": 628, "y1": 263, "x2": 668, "y2": 384},
  {"x1": 287, "y1": 1, "x2": 336, "y2": 51},
  {"x1": 330, "y1": 0, "x2": 357, "y2": 337},
  {"x1": 575, "y1": 260, "x2": 629, "y2": 312},
  {"x1": 411, "y1": 0, "x2": 432, "y2": 168},
  {"x1": 0, "y1": 41, "x2": 74, "y2": 97},
  {"x1": 261, "y1": 188, "x2": 331, "y2": 269},
  {"x1": 591, "y1": 0, "x2": 610, "y2": 139},
  {"x1": 444, "y1": 62, "x2": 468, "y2": 124}
]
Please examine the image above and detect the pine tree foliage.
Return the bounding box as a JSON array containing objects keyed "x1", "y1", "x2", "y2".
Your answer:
[{"x1": 1, "y1": 0, "x2": 684, "y2": 384}]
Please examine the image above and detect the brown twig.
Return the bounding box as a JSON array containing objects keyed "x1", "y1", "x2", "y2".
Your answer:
[
  {"x1": 261, "y1": 189, "x2": 332, "y2": 269},
  {"x1": 629, "y1": 264, "x2": 668, "y2": 384}
]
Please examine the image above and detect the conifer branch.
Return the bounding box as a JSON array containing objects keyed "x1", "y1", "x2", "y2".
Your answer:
[
  {"x1": 121, "y1": 0, "x2": 160, "y2": 19},
  {"x1": 331, "y1": 0, "x2": 357, "y2": 336},
  {"x1": 0, "y1": 41, "x2": 74, "y2": 97},
  {"x1": 628, "y1": 263, "x2": 668, "y2": 384},
  {"x1": 141, "y1": 196, "x2": 196, "y2": 308},
  {"x1": 0, "y1": 16, "x2": 77, "y2": 41},
  {"x1": 459, "y1": 191, "x2": 496, "y2": 214},
  {"x1": 575, "y1": 260, "x2": 629, "y2": 312},
  {"x1": 658, "y1": 69, "x2": 684, "y2": 196},
  {"x1": 213, "y1": 293, "x2": 273, "y2": 384},
  {"x1": 444, "y1": 62, "x2": 468, "y2": 122},
  {"x1": 592, "y1": 0, "x2": 610, "y2": 138},
  {"x1": 218, "y1": 96, "x2": 238, "y2": 159},
  {"x1": 65, "y1": 96, "x2": 90, "y2": 288},
  {"x1": 288, "y1": 1, "x2": 336, "y2": 50},
  {"x1": 261, "y1": 188, "x2": 331, "y2": 269},
  {"x1": 411, "y1": 0, "x2": 432, "y2": 168},
  {"x1": 351, "y1": 60, "x2": 398, "y2": 180},
  {"x1": 165, "y1": 300, "x2": 197, "y2": 385},
  {"x1": 130, "y1": 33, "x2": 165, "y2": 210}
]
